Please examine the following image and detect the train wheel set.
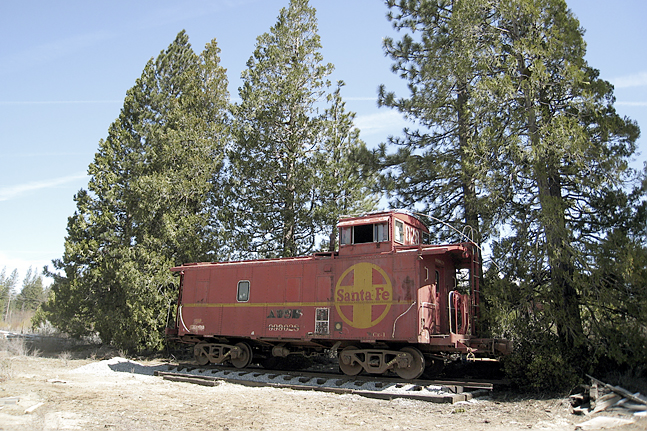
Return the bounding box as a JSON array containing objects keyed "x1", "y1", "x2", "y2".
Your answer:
[
  {"x1": 193, "y1": 342, "x2": 254, "y2": 368},
  {"x1": 338, "y1": 346, "x2": 426, "y2": 379},
  {"x1": 192, "y1": 341, "x2": 435, "y2": 380}
]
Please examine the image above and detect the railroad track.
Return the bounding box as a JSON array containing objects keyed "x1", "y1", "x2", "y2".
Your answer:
[{"x1": 155, "y1": 363, "x2": 499, "y2": 404}]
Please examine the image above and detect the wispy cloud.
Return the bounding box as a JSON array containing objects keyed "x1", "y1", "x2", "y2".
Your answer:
[
  {"x1": 610, "y1": 72, "x2": 647, "y2": 89},
  {"x1": 0, "y1": 100, "x2": 121, "y2": 105},
  {"x1": 345, "y1": 97, "x2": 378, "y2": 102},
  {"x1": 0, "y1": 30, "x2": 114, "y2": 77},
  {"x1": 355, "y1": 111, "x2": 408, "y2": 136},
  {"x1": 0, "y1": 173, "x2": 88, "y2": 202},
  {"x1": 615, "y1": 101, "x2": 647, "y2": 107}
]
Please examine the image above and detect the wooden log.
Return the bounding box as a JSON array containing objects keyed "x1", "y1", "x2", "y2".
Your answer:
[
  {"x1": 591, "y1": 393, "x2": 621, "y2": 414},
  {"x1": 162, "y1": 375, "x2": 220, "y2": 387},
  {"x1": 587, "y1": 376, "x2": 647, "y2": 407}
]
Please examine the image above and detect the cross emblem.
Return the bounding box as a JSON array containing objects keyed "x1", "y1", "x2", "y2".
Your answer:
[{"x1": 335, "y1": 262, "x2": 392, "y2": 329}]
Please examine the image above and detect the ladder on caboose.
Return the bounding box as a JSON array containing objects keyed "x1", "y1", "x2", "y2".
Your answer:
[{"x1": 470, "y1": 243, "x2": 481, "y2": 336}]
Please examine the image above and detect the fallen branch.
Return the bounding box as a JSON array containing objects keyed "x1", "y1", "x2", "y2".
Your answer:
[
  {"x1": 586, "y1": 375, "x2": 647, "y2": 407},
  {"x1": 570, "y1": 376, "x2": 647, "y2": 417}
]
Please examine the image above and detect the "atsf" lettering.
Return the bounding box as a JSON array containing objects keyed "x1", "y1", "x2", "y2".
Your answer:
[{"x1": 267, "y1": 309, "x2": 303, "y2": 319}]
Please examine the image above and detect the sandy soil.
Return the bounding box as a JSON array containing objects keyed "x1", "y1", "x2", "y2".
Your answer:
[{"x1": 0, "y1": 353, "x2": 645, "y2": 431}]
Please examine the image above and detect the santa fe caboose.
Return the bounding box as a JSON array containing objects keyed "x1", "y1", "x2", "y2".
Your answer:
[{"x1": 166, "y1": 210, "x2": 511, "y2": 379}]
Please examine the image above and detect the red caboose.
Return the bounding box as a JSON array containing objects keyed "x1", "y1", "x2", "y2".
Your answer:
[{"x1": 167, "y1": 210, "x2": 510, "y2": 379}]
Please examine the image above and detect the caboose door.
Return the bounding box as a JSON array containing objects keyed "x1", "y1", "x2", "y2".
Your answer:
[
  {"x1": 435, "y1": 262, "x2": 449, "y2": 334},
  {"x1": 418, "y1": 258, "x2": 439, "y2": 341}
]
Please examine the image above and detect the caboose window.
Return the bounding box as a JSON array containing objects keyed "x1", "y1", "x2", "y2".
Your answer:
[
  {"x1": 353, "y1": 224, "x2": 373, "y2": 243},
  {"x1": 237, "y1": 280, "x2": 250, "y2": 302},
  {"x1": 394, "y1": 220, "x2": 404, "y2": 243},
  {"x1": 422, "y1": 231, "x2": 431, "y2": 244},
  {"x1": 341, "y1": 227, "x2": 351, "y2": 245},
  {"x1": 341, "y1": 223, "x2": 389, "y2": 245},
  {"x1": 374, "y1": 223, "x2": 388, "y2": 242}
]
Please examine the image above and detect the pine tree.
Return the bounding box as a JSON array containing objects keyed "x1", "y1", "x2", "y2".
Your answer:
[
  {"x1": 379, "y1": 0, "x2": 506, "y2": 245},
  {"x1": 0, "y1": 268, "x2": 18, "y2": 321},
  {"x1": 43, "y1": 31, "x2": 231, "y2": 351},
  {"x1": 380, "y1": 0, "x2": 644, "y2": 387},
  {"x1": 583, "y1": 179, "x2": 647, "y2": 368},
  {"x1": 16, "y1": 267, "x2": 44, "y2": 312},
  {"x1": 316, "y1": 81, "x2": 379, "y2": 250},
  {"x1": 489, "y1": 0, "x2": 640, "y2": 356},
  {"x1": 227, "y1": 0, "x2": 373, "y2": 258}
]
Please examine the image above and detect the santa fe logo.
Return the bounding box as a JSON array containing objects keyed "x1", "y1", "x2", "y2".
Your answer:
[{"x1": 335, "y1": 262, "x2": 393, "y2": 329}]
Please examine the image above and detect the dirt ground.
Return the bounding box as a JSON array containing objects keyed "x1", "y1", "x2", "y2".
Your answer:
[{"x1": 0, "y1": 344, "x2": 645, "y2": 431}]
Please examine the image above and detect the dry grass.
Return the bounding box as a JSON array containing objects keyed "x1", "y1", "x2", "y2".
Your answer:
[
  {"x1": 58, "y1": 350, "x2": 72, "y2": 366},
  {"x1": 0, "y1": 337, "x2": 41, "y2": 382},
  {"x1": 0, "y1": 357, "x2": 13, "y2": 382},
  {"x1": 0, "y1": 336, "x2": 43, "y2": 358}
]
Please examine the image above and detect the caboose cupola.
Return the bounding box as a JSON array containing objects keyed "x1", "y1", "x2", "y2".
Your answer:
[{"x1": 337, "y1": 210, "x2": 429, "y2": 256}]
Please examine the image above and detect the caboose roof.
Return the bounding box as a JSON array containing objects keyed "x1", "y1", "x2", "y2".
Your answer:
[
  {"x1": 337, "y1": 214, "x2": 390, "y2": 227},
  {"x1": 172, "y1": 210, "x2": 435, "y2": 272},
  {"x1": 337, "y1": 209, "x2": 429, "y2": 233},
  {"x1": 170, "y1": 254, "x2": 314, "y2": 272}
]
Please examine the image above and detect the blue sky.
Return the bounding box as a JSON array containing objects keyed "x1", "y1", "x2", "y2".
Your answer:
[{"x1": 1, "y1": 0, "x2": 645, "y2": 285}]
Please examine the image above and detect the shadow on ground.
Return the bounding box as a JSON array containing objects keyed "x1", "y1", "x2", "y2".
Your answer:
[{"x1": 107, "y1": 359, "x2": 169, "y2": 376}]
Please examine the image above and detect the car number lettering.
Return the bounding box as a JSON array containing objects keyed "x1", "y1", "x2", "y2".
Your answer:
[{"x1": 267, "y1": 323, "x2": 300, "y2": 332}]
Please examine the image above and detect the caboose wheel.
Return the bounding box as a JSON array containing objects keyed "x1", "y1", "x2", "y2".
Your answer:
[
  {"x1": 338, "y1": 346, "x2": 363, "y2": 376},
  {"x1": 231, "y1": 342, "x2": 252, "y2": 368},
  {"x1": 194, "y1": 344, "x2": 209, "y2": 366},
  {"x1": 395, "y1": 347, "x2": 425, "y2": 380}
]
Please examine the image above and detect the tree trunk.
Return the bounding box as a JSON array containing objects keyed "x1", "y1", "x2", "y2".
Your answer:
[
  {"x1": 284, "y1": 155, "x2": 297, "y2": 258},
  {"x1": 521, "y1": 69, "x2": 583, "y2": 352},
  {"x1": 535, "y1": 157, "x2": 583, "y2": 351}
]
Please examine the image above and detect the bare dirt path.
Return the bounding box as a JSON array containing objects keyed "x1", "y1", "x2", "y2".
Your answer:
[{"x1": 0, "y1": 354, "x2": 645, "y2": 431}]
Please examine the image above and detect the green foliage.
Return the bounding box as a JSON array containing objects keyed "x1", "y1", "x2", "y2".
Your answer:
[
  {"x1": 379, "y1": 0, "x2": 507, "y2": 245},
  {"x1": 502, "y1": 328, "x2": 580, "y2": 392},
  {"x1": 30, "y1": 304, "x2": 49, "y2": 332},
  {"x1": 484, "y1": 266, "x2": 583, "y2": 390},
  {"x1": 226, "y1": 0, "x2": 375, "y2": 258},
  {"x1": 489, "y1": 0, "x2": 643, "y2": 367},
  {"x1": 16, "y1": 267, "x2": 45, "y2": 312},
  {"x1": 44, "y1": 31, "x2": 231, "y2": 352},
  {"x1": 580, "y1": 190, "x2": 647, "y2": 371},
  {"x1": 0, "y1": 267, "x2": 18, "y2": 321},
  {"x1": 383, "y1": 0, "x2": 645, "y2": 390}
]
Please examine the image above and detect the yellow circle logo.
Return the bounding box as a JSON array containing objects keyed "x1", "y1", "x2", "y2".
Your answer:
[{"x1": 335, "y1": 262, "x2": 392, "y2": 329}]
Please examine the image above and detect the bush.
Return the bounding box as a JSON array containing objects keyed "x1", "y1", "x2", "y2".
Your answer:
[{"x1": 502, "y1": 327, "x2": 581, "y2": 393}]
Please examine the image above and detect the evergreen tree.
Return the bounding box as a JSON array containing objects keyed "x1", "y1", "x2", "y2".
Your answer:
[
  {"x1": 43, "y1": 31, "x2": 230, "y2": 351},
  {"x1": 380, "y1": 0, "x2": 644, "y2": 387},
  {"x1": 583, "y1": 182, "x2": 647, "y2": 369},
  {"x1": 489, "y1": 0, "x2": 641, "y2": 360},
  {"x1": 379, "y1": 0, "x2": 506, "y2": 245},
  {"x1": 316, "y1": 81, "x2": 379, "y2": 250},
  {"x1": 16, "y1": 267, "x2": 44, "y2": 312},
  {"x1": 227, "y1": 0, "x2": 374, "y2": 258},
  {"x1": 0, "y1": 268, "x2": 18, "y2": 321}
]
